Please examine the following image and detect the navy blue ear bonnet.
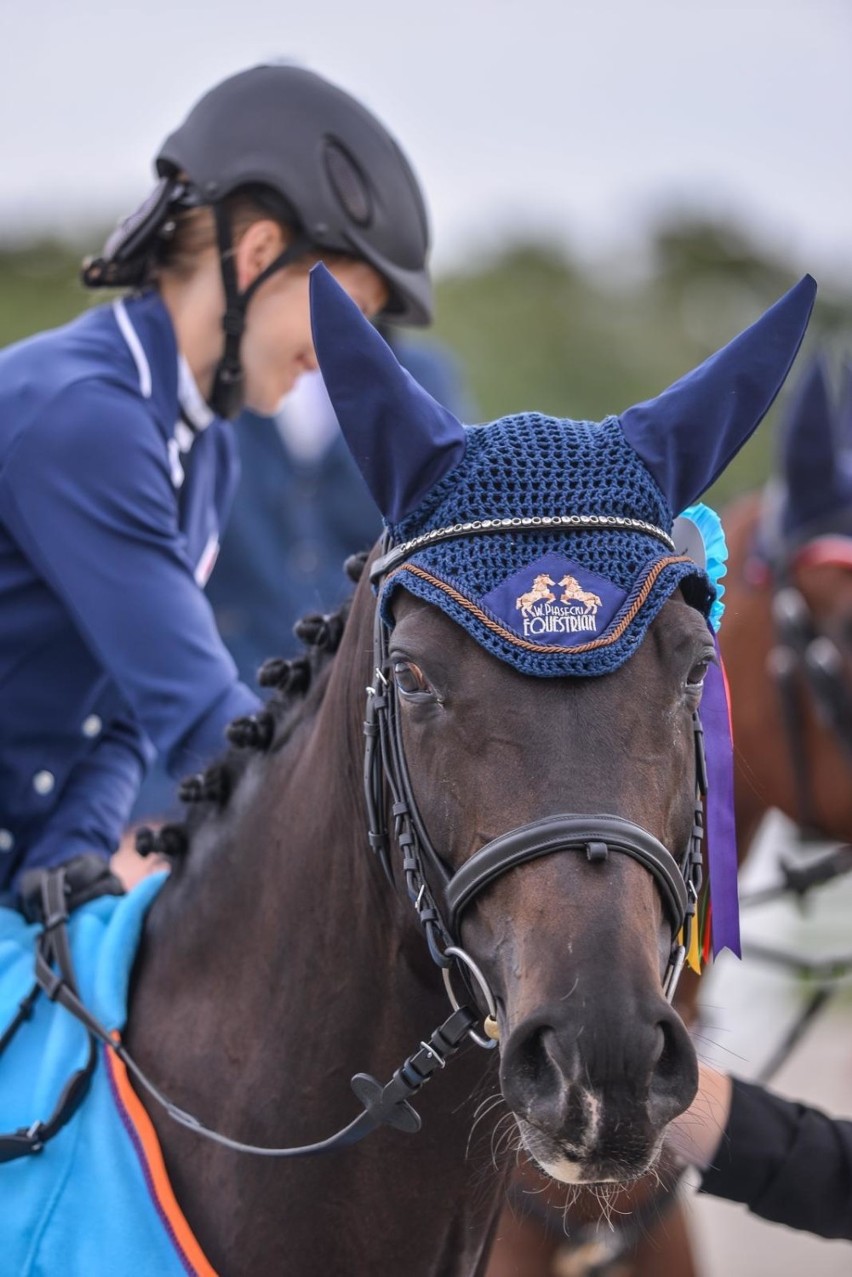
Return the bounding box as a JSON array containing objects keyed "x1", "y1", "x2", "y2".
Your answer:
[
  {"x1": 383, "y1": 414, "x2": 707, "y2": 677},
  {"x1": 309, "y1": 265, "x2": 816, "y2": 678}
]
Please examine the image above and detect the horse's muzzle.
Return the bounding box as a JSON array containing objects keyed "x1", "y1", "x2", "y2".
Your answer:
[{"x1": 498, "y1": 997, "x2": 698, "y2": 1184}]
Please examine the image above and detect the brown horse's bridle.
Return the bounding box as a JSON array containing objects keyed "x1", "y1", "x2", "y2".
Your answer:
[
  {"x1": 769, "y1": 551, "x2": 852, "y2": 835},
  {"x1": 365, "y1": 528, "x2": 707, "y2": 1045}
]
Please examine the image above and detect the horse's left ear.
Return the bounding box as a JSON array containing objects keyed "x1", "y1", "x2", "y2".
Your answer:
[
  {"x1": 309, "y1": 263, "x2": 467, "y2": 523},
  {"x1": 619, "y1": 275, "x2": 817, "y2": 514}
]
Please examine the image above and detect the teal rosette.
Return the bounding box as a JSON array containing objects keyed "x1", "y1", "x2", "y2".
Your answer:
[{"x1": 679, "y1": 503, "x2": 728, "y2": 632}]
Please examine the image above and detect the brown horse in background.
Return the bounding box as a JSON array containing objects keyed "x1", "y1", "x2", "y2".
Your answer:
[
  {"x1": 722, "y1": 496, "x2": 852, "y2": 854},
  {"x1": 723, "y1": 353, "x2": 852, "y2": 854}
]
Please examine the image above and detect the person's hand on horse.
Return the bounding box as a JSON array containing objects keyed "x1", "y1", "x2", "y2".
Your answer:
[{"x1": 665, "y1": 1062, "x2": 733, "y2": 1169}]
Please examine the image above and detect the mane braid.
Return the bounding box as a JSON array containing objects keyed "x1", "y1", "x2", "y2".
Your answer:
[{"x1": 175, "y1": 583, "x2": 357, "y2": 847}]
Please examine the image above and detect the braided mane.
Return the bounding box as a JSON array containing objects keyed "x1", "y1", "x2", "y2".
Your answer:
[{"x1": 136, "y1": 550, "x2": 369, "y2": 860}]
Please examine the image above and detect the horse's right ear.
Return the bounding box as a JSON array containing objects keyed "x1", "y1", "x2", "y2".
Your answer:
[{"x1": 309, "y1": 264, "x2": 467, "y2": 524}]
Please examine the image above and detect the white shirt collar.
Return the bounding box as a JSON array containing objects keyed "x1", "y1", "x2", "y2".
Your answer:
[{"x1": 177, "y1": 355, "x2": 215, "y2": 432}]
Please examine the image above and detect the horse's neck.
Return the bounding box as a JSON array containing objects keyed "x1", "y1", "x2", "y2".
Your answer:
[
  {"x1": 125, "y1": 590, "x2": 503, "y2": 1275},
  {"x1": 128, "y1": 614, "x2": 419, "y2": 1100}
]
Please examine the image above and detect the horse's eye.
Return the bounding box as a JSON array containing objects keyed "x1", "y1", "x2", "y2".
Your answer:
[
  {"x1": 392, "y1": 659, "x2": 434, "y2": 699},
  {"x1": 686, "y1": 660, "x2": 710, "y2": 690}
]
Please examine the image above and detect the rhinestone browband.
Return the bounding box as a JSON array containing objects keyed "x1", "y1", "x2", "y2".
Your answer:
[{"x1": 369, "y1": 515, "x2": 676, "y2": 583}]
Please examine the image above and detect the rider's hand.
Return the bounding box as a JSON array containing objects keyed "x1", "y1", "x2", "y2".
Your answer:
[{"x1": 19, "y1": 852, "x2": 124, "y2": 923}]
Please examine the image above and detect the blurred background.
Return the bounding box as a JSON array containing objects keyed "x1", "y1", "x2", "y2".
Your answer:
[
  {"x1": 1, "y1": 0, "x2": 851, "y2": 503},
  {"x1": 2, "y1": 3, "x2": 850, "y2": 1273}
]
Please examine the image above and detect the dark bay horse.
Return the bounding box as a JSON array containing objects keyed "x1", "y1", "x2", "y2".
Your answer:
[
  {"x1": 128, "y1": 576, "x2": 702, "y2": 1274},
  {"x1": 113, "y1": 268, "x2": 814, "y2": 1276}
]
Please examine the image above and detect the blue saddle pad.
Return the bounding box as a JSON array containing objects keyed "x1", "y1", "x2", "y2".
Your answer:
[{"x1": 0, "y1": 874, "x2": 218, "y2": 1276}]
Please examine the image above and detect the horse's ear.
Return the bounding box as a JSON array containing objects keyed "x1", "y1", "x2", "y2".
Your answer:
[
  {"x1": 777, "y1": 353, "x2": 846, "y2": 536},
  {"x1": 309, "y1": 263, "x2": 467, "y2": 523},
  {"x1": 619, "y1": 275, "x2": 817, "y2": 514}
]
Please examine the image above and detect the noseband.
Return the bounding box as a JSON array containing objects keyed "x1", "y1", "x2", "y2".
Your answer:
[{"x1": 365, "y1": 530, "x2": 707, "y2": 1043}]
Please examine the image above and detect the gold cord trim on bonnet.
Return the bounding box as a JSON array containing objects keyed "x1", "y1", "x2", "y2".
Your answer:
[{"x1": 386, "y1": 556, "x2": 695, "y2": 655}]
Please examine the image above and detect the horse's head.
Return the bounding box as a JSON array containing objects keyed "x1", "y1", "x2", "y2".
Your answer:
[{"x1": 311, "y1": 267, "x2": 815, "y2": 1183}]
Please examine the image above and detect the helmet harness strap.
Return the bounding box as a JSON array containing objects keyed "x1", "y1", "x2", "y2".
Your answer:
[{"x1": 210, "y1": 202, "x2": 313, "y2": 420}]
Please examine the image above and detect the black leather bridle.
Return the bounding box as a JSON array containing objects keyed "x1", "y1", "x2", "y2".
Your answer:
[{"x1": 365, "y1": 526, "x2": 707, "y2": 1034}]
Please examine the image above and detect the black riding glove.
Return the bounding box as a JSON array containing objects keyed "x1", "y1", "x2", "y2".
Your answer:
[{"x1": 19, "y1": 853, "x2": 125, "y2": 924}]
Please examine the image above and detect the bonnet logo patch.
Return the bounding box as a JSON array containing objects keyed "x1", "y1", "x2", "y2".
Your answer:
[{"x1": 482, "y1": 554, "x2": 627, "y2": 648}]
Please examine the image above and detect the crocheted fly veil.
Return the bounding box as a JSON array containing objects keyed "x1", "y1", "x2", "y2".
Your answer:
[{"x1": 310, "y1": 265, "x2": 816, "y2": 956}]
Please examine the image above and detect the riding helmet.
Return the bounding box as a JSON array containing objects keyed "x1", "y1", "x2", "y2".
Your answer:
[{"x1": 83, "y1": 64, "x2": 432, "y2": 327}]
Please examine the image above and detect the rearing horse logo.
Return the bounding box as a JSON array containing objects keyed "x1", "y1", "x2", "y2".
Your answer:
[
  {"x1": 515, "y1": 573, "x2": 556, "y2": 617},
  {"x1": 558, "y1": 574, "x2": 602, "y2": 615}
]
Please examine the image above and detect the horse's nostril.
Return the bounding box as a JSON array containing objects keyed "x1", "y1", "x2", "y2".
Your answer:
[
  {"x1": 512, "y1": 1026, "x2": 555, "y2": 1093},
  {"x1": 647, "y1": 1010, "x2": 698, "y2": 1127},
  {"x1": 499, "y1": 1020, "x2": 586, "y2": 1138},
  {"x1": 656, "y1": 1018, "x2": 680, "y2": 1079},
  {"x1": 501, "y1": 1024, "x2": 564, "y2": 1112}
]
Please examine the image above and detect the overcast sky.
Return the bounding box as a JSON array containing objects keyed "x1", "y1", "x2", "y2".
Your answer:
[{"x1": 1, "y1": 0, "x2": 849, "y2": 280}]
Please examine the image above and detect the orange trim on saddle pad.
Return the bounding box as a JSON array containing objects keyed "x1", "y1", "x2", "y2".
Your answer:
[{"x1": 105, "y1": 1045, "x2": 219, "y2": 1277}]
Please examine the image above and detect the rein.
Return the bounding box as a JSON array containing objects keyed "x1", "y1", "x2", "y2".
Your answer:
[
  {"x1": 0, "y1": 865, "x2": 478, "y2": 1163},
  {"x1": 0, "y1": 521, "x2": 707, "y2": 1163}
]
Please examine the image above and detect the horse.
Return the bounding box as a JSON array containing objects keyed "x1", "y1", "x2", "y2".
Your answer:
[
  {"x1": 1, "y1": 268, "x2": 815, "y2": 1276},
  {"x1": 720, "y1": 354, "x2": 852, "y2": 854}
]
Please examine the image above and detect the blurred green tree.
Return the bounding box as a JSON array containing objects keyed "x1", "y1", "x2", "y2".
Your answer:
[{"x1": 1, "y1": 217, "x2": 850, "y2": 507}]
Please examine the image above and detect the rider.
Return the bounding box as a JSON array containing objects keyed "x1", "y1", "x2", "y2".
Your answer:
[
  {"x1": 668, "y1": 1062, "x2": 852, "y2": 1241},
  {"x1": 0, "y1": 63, "x2": 431, "y2": 910}
]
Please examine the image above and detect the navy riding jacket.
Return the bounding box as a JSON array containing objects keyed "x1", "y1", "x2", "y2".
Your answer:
[{"x1": 0, "y1": 291, "x2": 260, "y2": 897}]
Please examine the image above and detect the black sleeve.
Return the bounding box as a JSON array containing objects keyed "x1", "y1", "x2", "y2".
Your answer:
[{"x1": 699, "y1": 1076, "x2": 852, "y2": 1240}]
